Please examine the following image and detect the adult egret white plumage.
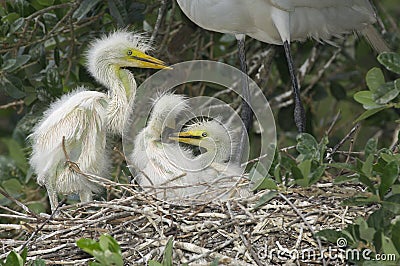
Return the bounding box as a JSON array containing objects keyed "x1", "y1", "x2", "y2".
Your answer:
[
  {"x1": 29, "y1": 30, "x2": 169, "y2": 213},
  {"x1": 176, "y1": 0, "x2": 388, "y2": 133},
  {"x1": 130, "y1": 93, "x2": 250, "y2": 203}
]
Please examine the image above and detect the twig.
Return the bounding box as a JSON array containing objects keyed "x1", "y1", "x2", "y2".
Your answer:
[
  {"x1": 0, "y1": 100, "x2": 24, "y2": 110},
  {"x1": 227, "y1": 201, "x2": 263, "y2": 266},
  {"x1": 18, "y1": 198, "x2": 67, "y2": 252},
  {"x1": 0, "y1": 187, "x2": 37, "y2": 218},
  {"x1": 329, "y1": 123, "x2": 360, "y2": 157},
  {"x1": 326, "y1": 110, "x2": 341, "y2": 136},
  {"x1": 150, "y1": 0, "x2": 168, "y2": 44},
  {"x1": 278, "y1": 193, "x2": 327, "y2": 266}
]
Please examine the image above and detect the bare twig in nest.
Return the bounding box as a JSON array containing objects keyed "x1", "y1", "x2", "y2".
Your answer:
[
  {"x1": 0, "y1": 99, "x2": 24, "y2": 113},
  {"x1": 278, "y1": 192, "x2": 327, "y2": 266},
  {"x1": 0, "y1": 187, "x2": 37, "y2": 218}
]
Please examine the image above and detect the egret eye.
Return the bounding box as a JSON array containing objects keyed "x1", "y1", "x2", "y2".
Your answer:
[
  {"x1": 202, "y1": 132, "x2": 207, "y2": 137},
  {"x1": 127, "y1": 50, "x2": 133, "y2": 56}
]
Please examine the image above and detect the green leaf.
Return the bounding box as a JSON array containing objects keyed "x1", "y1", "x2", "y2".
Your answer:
[
  {"x1": 1, "y1": 138, "x2": 28, "y2": 174},
  {"x1": 316, "y1": 229, "x2": 346, "y2": 244},
  {"x1": 342, "y1": 195, "x2": 380, "y2": 206},
  {"x1": 31, "y1": 258, "x2": 46, "y2": 266},
  {"x1": 252, "y1": 191, "x2": 278, "y2": 210},
  {"x1": 381, "y1": 233, "x2": 400, "y2": 259},
  {"x1": 37, "y1": 0, "x2": 55, "y2": 7},
  {"x1": 73, "y1": 0, "x2": 102, "y2": 20},
  {"x1": 5, "y1": 55, "x2": 31, "y2": 73},
  {"x1": 372, "y1": 82, "x2": 399, "y2": 104},
  {"x1": 382, "y1": 194, "x2": 400, "y2": 214},
  {"x1": 392, "y1": 220, "x2": 400, "y2": 253},
  {"x1": 2, "y1": 179, "x2": 22, "y2": 195},
  {"x1": 99, "y1": 234, "x2": 121, "y2": 255},
  {"x1": 366, "y1": 67, "x2": 385, "y2": 93},
  {"x1": 4, "y1": 251, "x2": 24, "y2": 266},
  {"x1": 353, "y1": 91, "x2": 383, "y2": 109},
  {"x1": 380, "y1": 153, "x2": 400, "y2": 163},
  {"x1": 296, "y1": 133, "x2": 319, "y2": 161},
  {"x1": 333, "y1": 175, "x2": 359, "y2": 184},
  {"x1": 354, "y1": 107, "x2": 389, "y2": 122},
  {"x1": 379, "y1": 161, "x2": 399, "y2": 199},
  {"x1": 148, "y1": 261, "x2": 163, "y2": 266},
  {"x1": 362, "y1": 154, "x2": 374, "y2": 177},
  {"x1": 358, "y1": 219, "x2": 375, "y2": 243},
  {"x1": 0, "y1": 75, "x2": 26, "y2": 99},
  {"x1": 255, "y1": 176, "x2": 278, "y2": 190},
  {"x1": 298, "y1": 159, "x2": 311, "y2": 179},
  {"x1": 330, "y1": 162, "x2": 360, "y2": 173},
  {"x1": 249, "y1": 164, "x2": 268, "y2": 190},
  {"x1": 162, "y1": 238, "x2": 173, "y2": 266},
  {"x1": 9, "y1": 17, "x2": 25, "y2": 34},
  {"x1": 378, "y1": 52, "x2": 400, "y2": 75},
  {"x1": 367, "y1": 208, "x2": 393, "y2": 231},
  {"x1": 107, "y1": 0, "x2": 127, "y2": 26},
  {"x1": 364, "y1": 138, "x2": 377, "y2": 159},
  {"x1": 309, "y1": 165, "x2": 327, "y2": 185},
  {"x1": 76, "y1": 238, "x2": 100, "y2": 257}
]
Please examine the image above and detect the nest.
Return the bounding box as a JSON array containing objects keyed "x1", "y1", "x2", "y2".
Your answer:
[{"x1": 0, "y1": 181, "x2": 372, "y2": 265}]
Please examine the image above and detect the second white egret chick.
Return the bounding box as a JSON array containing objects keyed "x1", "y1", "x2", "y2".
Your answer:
[
  {"x1": 29, "y1": 30, "x2": 169, "y2": 213},
  {"x1": 170, "y1": 118, "x2": 251, "y2": 200},
  {"x1": 130, "y1": 93, "x2": 191, "y2": 201},
  {"x1": 130, "y1": 93, "x2": 250, "y2": 203}
]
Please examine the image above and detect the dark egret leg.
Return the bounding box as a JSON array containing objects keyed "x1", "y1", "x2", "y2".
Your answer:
[
  {"x1": 236, "y1": 35, "x2": 253, "y2": 163},
  {"x1": 283, "y1": 40, "x2": 306, "y2": 133}
]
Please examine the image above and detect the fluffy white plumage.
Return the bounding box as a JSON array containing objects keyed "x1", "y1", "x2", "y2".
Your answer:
[
  {"x1": 177, "y1": 0, "x2": 384, "y2": 49},
  {"x1": 130, "y1": 93, "x2": 250, "y2": 203},
  {"x1": 29, "y1": 30, "x2": 167, "y2": 212},
  {"x1": 29, "y1": 89, "x2": 109, "y2": 210}
]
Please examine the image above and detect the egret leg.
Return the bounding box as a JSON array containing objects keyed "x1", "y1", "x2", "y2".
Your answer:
[
  {"x1": 236, "y1": 36, "x2": 253, "y2": 162},
  {"x1": 79, "y1": 190, "x2": 93, "y2": 203},
  {"x1": 283, "y1": 41, "x2": 306, "y2": 133},
  {"x1": 46, "y1": 184, "x2": 59, "y2": 214}
]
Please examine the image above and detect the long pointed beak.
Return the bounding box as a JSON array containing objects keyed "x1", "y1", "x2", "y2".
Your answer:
[
  {"x1": 129, "y1": 50, "x2": 171, "y2": 69},
  {"x1": 169, "y1": 131, "x2": 203, "y2": 147}
]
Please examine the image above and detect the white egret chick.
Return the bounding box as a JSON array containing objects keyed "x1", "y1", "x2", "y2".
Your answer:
[
  {"x1": 170, "y1": 119, "x2": 252, "y2": 200},
  {"x1": 176, "y1": 0, "x2": 388, "y2": 133},
  {"x1": 130, "y1": 93, "x2": 250, "y2": 203},
  {"x1": 29, "y1": 30, "x2": 169, "y2": 213}
]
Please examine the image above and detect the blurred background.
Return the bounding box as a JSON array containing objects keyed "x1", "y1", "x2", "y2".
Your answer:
[{"x1": 0, "y1": 0, "x2": 399, "y2": 214}]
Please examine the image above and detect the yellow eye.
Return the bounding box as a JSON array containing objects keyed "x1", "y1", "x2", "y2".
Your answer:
[
  {"x1": 127, "y1": 50, "x2": 132, "y2": 56},
  {"x1": 202, "y1": 132, "x2": 207, "y2": 137}
]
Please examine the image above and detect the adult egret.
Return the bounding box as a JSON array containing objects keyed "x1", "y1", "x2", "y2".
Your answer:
[
  {"x1": 130, "y1": 93, "x2": 250, "y2": 203},
  {"x1": 176, "y1": 0, "x2": 388, "y2": 133},
  {"x1": 29, "y1": 30, "x2": 169, "y2": 213}
]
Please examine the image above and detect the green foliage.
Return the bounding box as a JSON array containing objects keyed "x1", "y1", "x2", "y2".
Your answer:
[
  {"x1": 253, "y1": 133, "x2": 328, "y2": 191},
  {"x1": 148, "y1": 238, "x2": 174, "y2": 266},
  {"x1": 0, "y1": 248, "x2": 27, "y2": 266},
  {"x1": 330, "y1": 139, "x2": 400, "y2": 206},
  {"x1": 353, "y1": 52, "x2": 400, "y2": 121},
  {"x1": 76, "y1": 234, "x2": 123, "y2": 266}
]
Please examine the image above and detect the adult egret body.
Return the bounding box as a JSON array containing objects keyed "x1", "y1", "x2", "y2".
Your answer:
[
  {"x1": 29, "y1": 31, "x2": 168, "y2": 213},
  {"x1": 176, "y1": 0, "x2": 388, "y2": 133},
  {"x1": 130, "y1": 93, "x2": 250, "y2": 203}
]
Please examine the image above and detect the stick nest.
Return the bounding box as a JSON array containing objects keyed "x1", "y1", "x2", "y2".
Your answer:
[{"x1": 0, "y1": 182, "x2": 372, "y2": 265}]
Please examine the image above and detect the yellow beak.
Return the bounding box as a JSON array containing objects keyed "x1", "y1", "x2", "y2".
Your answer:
[
  {"x1": 129, "y1": 50, "x2": 171, "y2": 69},
  {"x1": 169, "y1": 130, "x2": 204, "y2": 147}
]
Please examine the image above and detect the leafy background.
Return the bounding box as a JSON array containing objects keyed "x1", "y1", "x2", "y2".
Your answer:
[{"x1": 0, "y1": 0, "x2": 400, "y2": 264}]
